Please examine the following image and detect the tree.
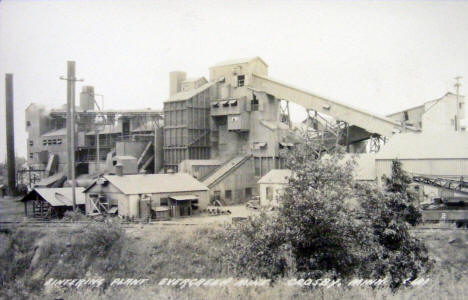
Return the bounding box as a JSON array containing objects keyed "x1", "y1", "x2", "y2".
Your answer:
[
  {"x1": 223, "y1": 131, "x2": 431, "y2": 289},
  {"x1": 382, "y1": 160, "x2": 422, "y2": 226}
]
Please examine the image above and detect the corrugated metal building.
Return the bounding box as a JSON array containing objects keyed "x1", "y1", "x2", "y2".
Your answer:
[{"x1": 375, "y1": 132, "x2": 468, "y2": 183}]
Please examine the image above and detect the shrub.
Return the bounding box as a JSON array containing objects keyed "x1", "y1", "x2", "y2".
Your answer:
[{"x1": 223, "y1": 131, "x2": 432, "y2": 289}]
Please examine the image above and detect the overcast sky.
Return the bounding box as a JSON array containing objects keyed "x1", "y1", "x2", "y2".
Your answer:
[{"x1": 1, "y1": 0, "x2": 468, "y2": 160}]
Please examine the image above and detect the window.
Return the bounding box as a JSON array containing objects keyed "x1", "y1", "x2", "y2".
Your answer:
[
  {"x1": 29, "y1": 140, "x2": 33, "y2": 146},
  {"x1": 251, "y1": 94, "x2": 259, "y2": 111},
  {"x1": 42, "y1": 140, "x2": 47, "y2": 146},
  {"x1": 214, "y1": 191, "x2": 221, "y2": 201},
  {"x1": 57, "y1": 139, "x2": 62, "y2": 144},
  {"x1": 225, "y1": 190, "x2": 232, "y2": 201},
  {"x1": 403, "y1": 111, "x2": 409, "y2": 121},
  {"x1": 245, "y1": 188, "x2": 252, "y2": 199},
  {"x1": 52, "y1": 139, "x2": 57, "y2": 145},
  {"x1": 237, "y1": 75, "x2": 245, "y2": 87},
  {"x1": 29, "y1": 153, "x2": 33, "y2": 159},
  {"x1": 26, "y1": 121, "x2": 31, "y2": 127},
  {"x1": 160, "y1": 198, "x2": 169, "y2": 206}
]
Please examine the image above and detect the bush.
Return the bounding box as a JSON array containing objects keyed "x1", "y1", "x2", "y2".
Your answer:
[{"x1": 223, "y1": 131, "x2": 432, "y2": 289}]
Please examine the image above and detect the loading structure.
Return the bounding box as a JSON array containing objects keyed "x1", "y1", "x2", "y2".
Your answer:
[{"x1": 163, "y1": 57, "x2": 415, "y2": 203}]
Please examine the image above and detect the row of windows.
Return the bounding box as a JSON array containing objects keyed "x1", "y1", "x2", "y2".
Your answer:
[{"x1": 42, "y1": 139, "x2": 63, "y2": 146}]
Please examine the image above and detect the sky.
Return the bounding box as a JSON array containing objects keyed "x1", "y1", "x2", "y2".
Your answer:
[{"x1": 1, "y1": 0, "x2": 468, "y2": 160}]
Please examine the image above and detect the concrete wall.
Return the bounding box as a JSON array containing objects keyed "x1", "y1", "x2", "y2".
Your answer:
[
  {"x1": 209, "y1": 58, "x2": 268, "y2": 86},
  {"x1": 259, "y1": 182, "x2": 285, "y2": 207},
  {"x1": 25, "y1": 103, "x2": 51, "y2": 167},
  {"x1": 387, "y1": 105, "x2": 424, "y2": 129},
  {"x1": 423, "y1": 94, "x2": 465, "y2": 132}
]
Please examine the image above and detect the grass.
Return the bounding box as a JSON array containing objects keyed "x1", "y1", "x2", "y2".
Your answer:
[{"x1": 0, "y1": 222, "x2": 467, "y2": 299}]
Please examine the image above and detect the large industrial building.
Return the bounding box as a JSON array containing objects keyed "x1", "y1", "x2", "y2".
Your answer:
[
  {"x1": 164, "y1": 57, "x2": 412, "y2": 203},
  {"x1": 25, "y1": 86, "x2": 164, "y2": 182},
  {"x1": 25, "y1": 56, "x2": 420, "y2": 213}
]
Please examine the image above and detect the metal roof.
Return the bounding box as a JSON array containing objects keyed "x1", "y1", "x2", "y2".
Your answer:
[
  {"x1": 376, "y1": 132, "x2": 468, "y2": 160},
  {"x1": 258, "y1": 169, "x2": 292, "y2": 184},
  {"x1": 170, "y1": 194, "x2": 199, "y2": 201},
  {"x1": 22, "y1": 187, "x2": 86, "y2": 206},
  {"x1": 210, "y1": 57, "x2": 268, "y2": 68},
  {"x1": 34, "y1": 172, "x2": 66, "y2": 187},
  {"x1": 90, "y1": 173, "x2": 208, "y2": 195},
  {"x1": 167, "y1": 81, "x2": 217, "y2": 102}
]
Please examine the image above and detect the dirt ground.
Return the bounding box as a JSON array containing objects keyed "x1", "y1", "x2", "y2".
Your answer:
[{"x1": 0, "y1": 194, "x2": 260, "y2": 225}]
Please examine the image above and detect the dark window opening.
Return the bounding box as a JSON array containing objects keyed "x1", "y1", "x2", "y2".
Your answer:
[
  {"x1": 160, "y1": 198, "x2": 169, "y2": 206},
  {"x1": 237, "y1": 75, "x2": 245, "y2": 87},
  {"x1": 245, "y1": 188, "x2": 252, "y2": 199},
  {"x1": 255, "y1": 166, "x2": 261, "y2": 177},
  {"x1": 225, "y1": 190, "x2": 232, "y2": 200},
  {"x1": 29, "y1": 140, "x2": 33, "y2": 146},
  {"x1": 26, "y1": 121, "x2": 31, "y2": 127},
  {"x1": 404, "y1": 111, "x2": 409, "y2": 121},
  {"x1": 214, "y1": 191, "x2": 221, "y2": 201},
  {"x1": 29, "y1": 153, "x2": 33, "y2": 159},
  {"x1": 112, "y1": 160, "x2": 117, "y2": 166},
  {"x1": 251, "y1": 94, "x2": 259, "y2": 111}
]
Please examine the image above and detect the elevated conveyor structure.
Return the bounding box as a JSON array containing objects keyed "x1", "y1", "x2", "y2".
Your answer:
[{"x1": 249, "y1": 73, "x2": 417, "y2": 137}]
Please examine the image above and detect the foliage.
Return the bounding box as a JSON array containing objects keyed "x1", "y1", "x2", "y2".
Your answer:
[
  {"x1": 224, "y1": 131, "x2": 431, "y2": 289},
  {"x1": 382, "y1": 160, "x2": 422, "y2": 226}
]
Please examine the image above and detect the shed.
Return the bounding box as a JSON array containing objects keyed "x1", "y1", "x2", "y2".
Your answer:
[
  {"x1": 257, "y1": 169, "x2": 292, "y2": 206},
  {"x1": 21, "y1": 187, "x2": 85, "y2": 218},
  {"x1": 83, "y1": 173, "x2": 209, "y2": 219}
]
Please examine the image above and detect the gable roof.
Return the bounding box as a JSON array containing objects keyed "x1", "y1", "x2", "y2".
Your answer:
[
  {"x1": 22, "y1": 187, "x2": 86, "y2": 206},
  {"x1": 258, "y1": 169, "x2": 292, "y2": 184},
  {"x1": 85, "y1": 173, "x2": 208, "y2": 195},
  {"x1": 210, "y1": 57, "x2": 268, "y2": 68},
  {"x1": 376, "y1": 132, "x2": 468, "y2": 160}
]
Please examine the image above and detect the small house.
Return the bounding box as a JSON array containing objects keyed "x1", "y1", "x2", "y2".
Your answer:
[
  {"x1": 83, "y1": 173, "x2": 209, "y2": 219},
  {"x1": 258, "y1": 169, "x2": 292, "y2": 207},
  {"x1": 21, "y1": 187, "x2": 86, "y2": 218}
]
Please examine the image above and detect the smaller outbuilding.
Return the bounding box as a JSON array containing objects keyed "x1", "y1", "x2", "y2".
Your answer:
[
  {"x1": 83, "y1": 173, "x2": 209, "y2": 220},
  {"x1": 21, "y1": 187, "x2": 86, "y2": 218},
  {"x1": 257, "y1": 169, "x2": 292, "y2": 207}
]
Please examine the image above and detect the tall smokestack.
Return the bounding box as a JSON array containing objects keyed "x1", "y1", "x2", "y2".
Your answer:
[{"x1": 5, "y1": 74, "x2": 16, "y2": 196}]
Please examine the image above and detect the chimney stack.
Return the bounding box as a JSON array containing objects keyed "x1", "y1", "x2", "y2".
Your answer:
[
  {"x1": 169, "y1": 71, "x2": 187, "y2": 97},
  {"x1": 5, "y1": 74, "x2": 16, "y2": 196},
  {"x1": 115, "y1": 163, "x2": 123, "y2": 176}
]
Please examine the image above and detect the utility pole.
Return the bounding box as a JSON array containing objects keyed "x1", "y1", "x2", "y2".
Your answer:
[
  {"x1": 5, "y1": 74, "x2": 16, "y2": 196},
  {"x1": 60, "y1": 62, "x2": 83, "y2": 211}
]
